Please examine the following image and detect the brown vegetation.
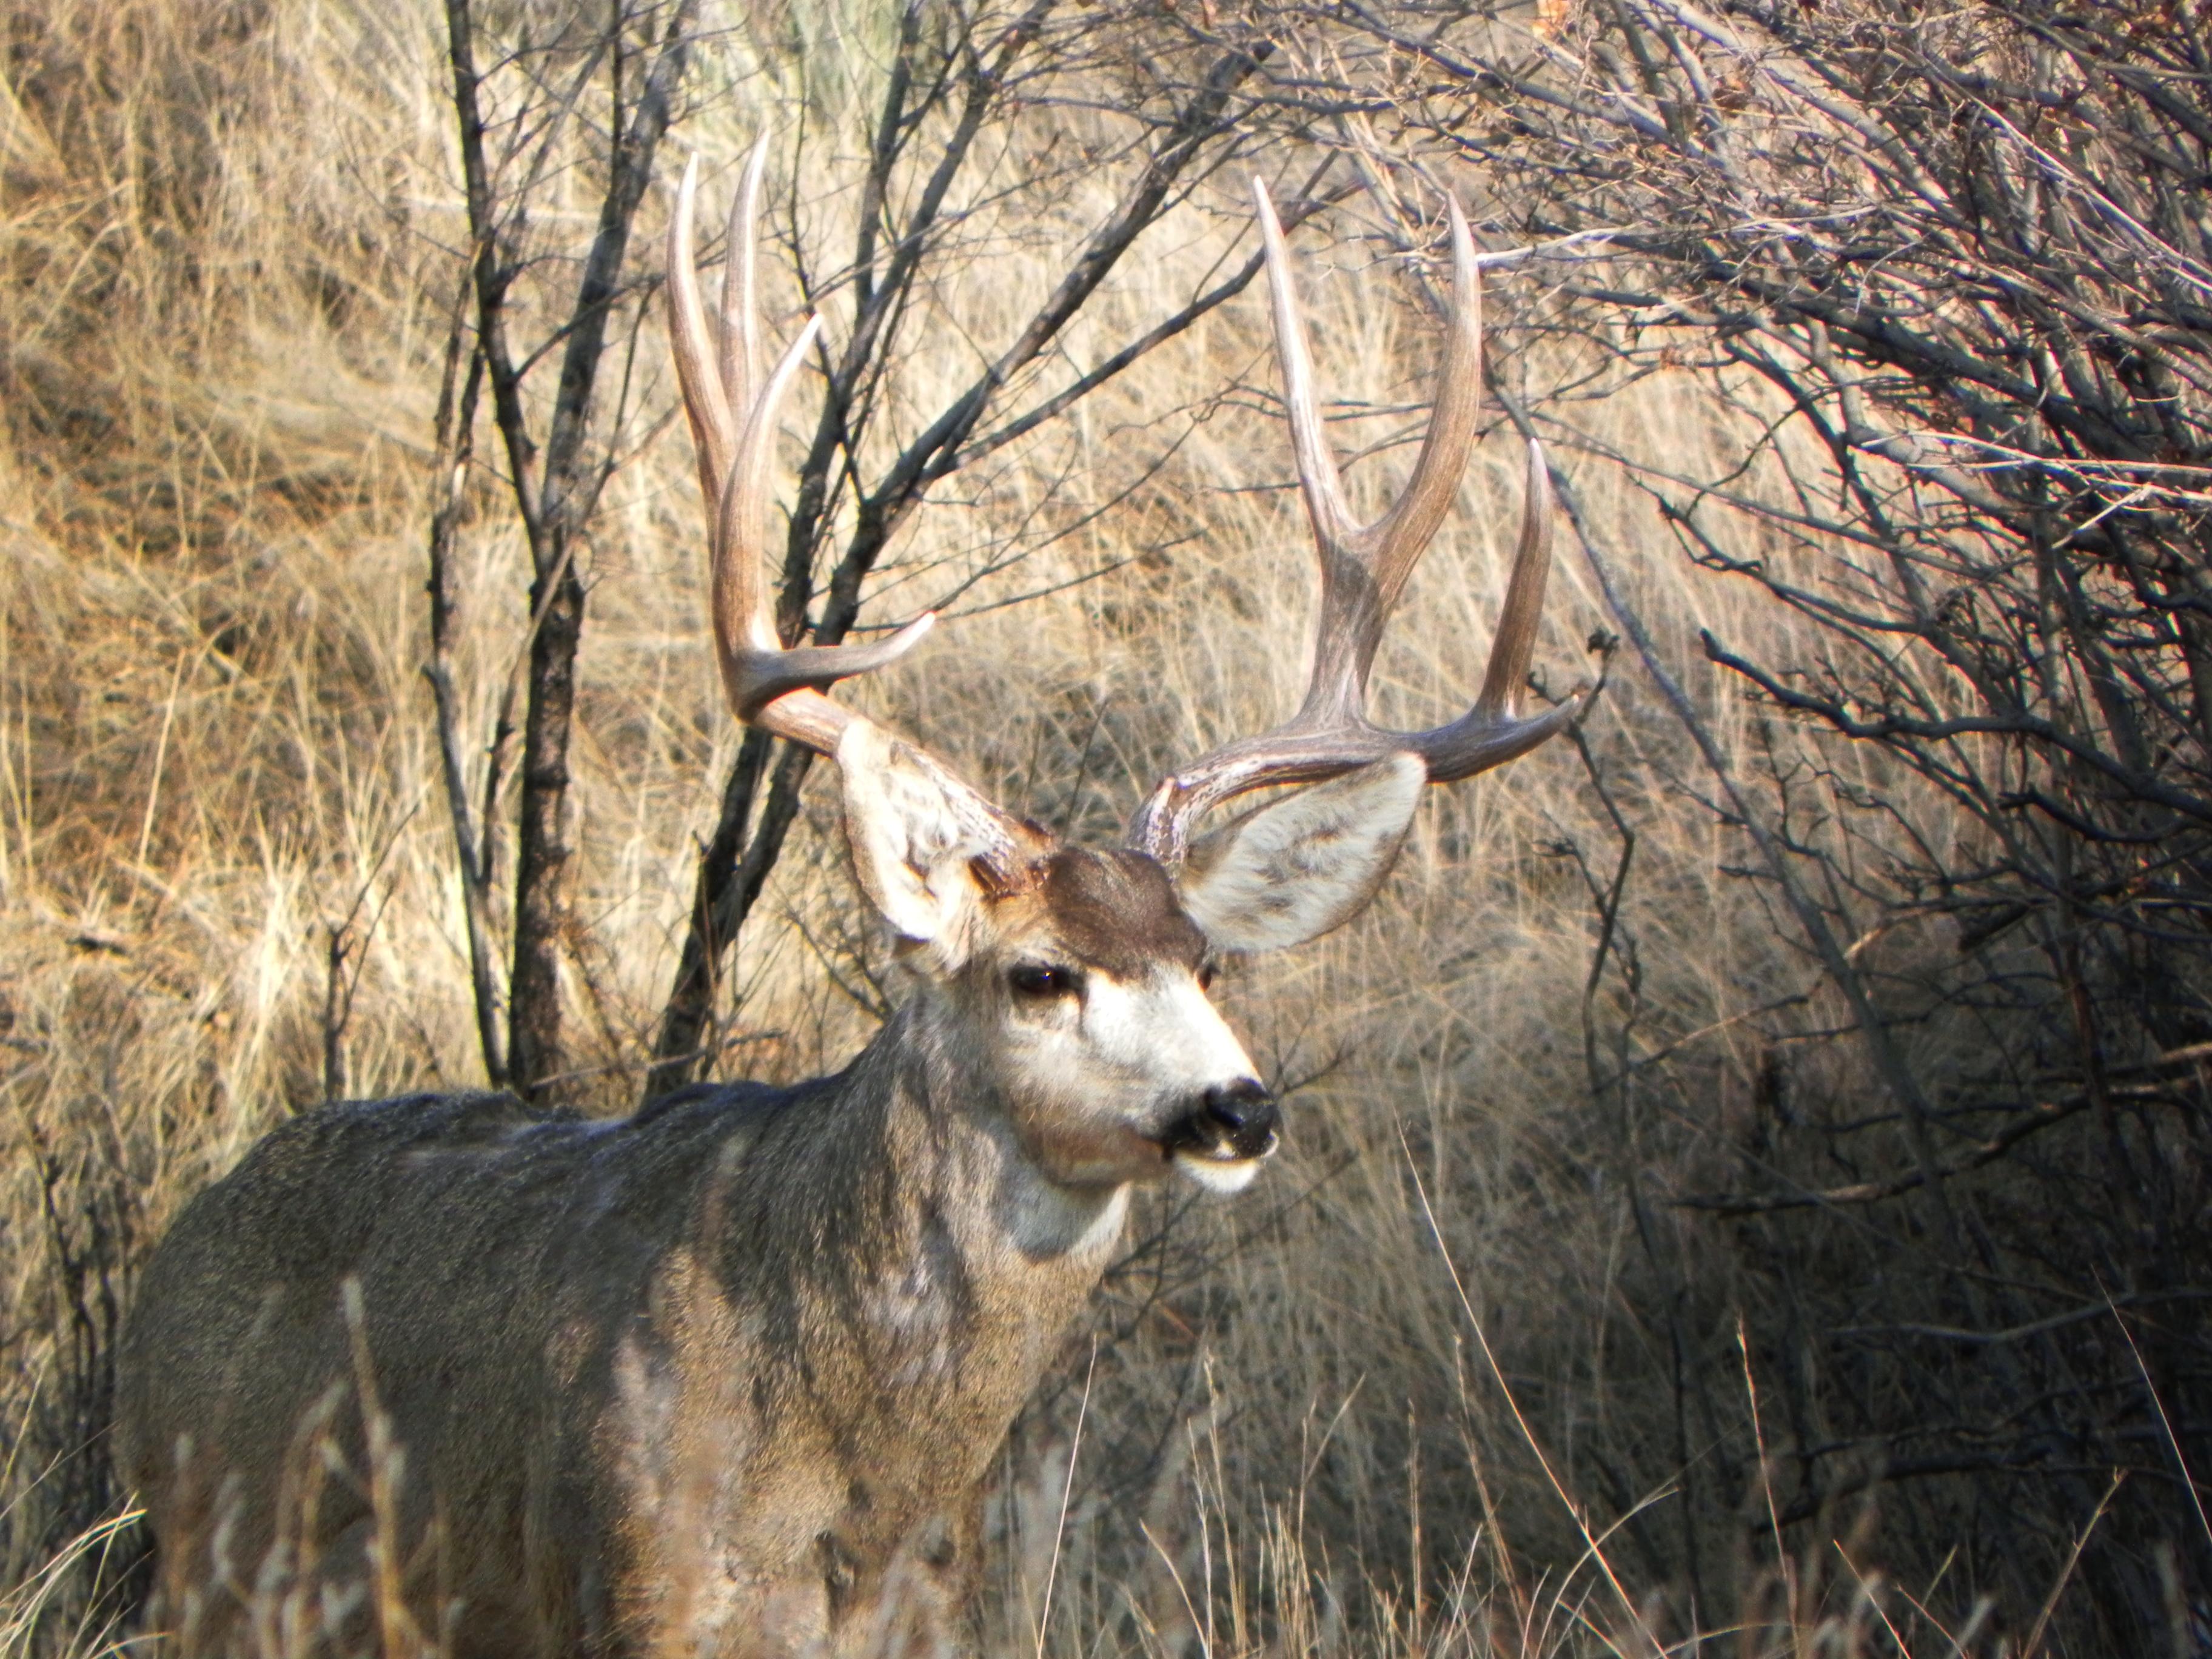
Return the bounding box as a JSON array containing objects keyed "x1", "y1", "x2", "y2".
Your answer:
[{"x1": 1, "y1": 0, "x2": 2205, "y2": 1654}]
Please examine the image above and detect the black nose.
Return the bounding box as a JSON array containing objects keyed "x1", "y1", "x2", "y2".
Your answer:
[
  {"x1": 1160, "y1": 1079, "x2": 1280, "y2": 1163},
  {"x1": 1204, "y1": 1079, "x2": 1277, "y2": 1141}
]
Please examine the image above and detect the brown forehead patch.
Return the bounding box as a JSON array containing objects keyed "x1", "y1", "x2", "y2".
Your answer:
[{"x1": 1036, "y1": 847, "x2": 1204, "y2": 979}]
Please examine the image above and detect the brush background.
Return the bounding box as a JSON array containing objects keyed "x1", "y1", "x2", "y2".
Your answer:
[{"x1": 2, "y1": 2, "x2": 2200, "y2": 1655}]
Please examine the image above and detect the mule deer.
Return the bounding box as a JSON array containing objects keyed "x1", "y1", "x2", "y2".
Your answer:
[{"x1": 115, "y1": 147, "x2": 1583, "y2": 1657}]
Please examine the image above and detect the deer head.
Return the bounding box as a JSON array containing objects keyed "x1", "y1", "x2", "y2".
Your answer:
[{"x1": 666, "y1": 145, "x2": 1583, "y2": 1196}]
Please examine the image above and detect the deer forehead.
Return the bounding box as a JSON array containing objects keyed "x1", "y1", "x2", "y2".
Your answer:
[{"x1": 990, "y1": 846, "x2": 1205, "y2": 979}]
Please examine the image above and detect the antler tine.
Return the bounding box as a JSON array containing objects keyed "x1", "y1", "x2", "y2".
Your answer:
[
  {"x1": 1473, "y1": 440, "x2": 1554, "y2": 726},
  {"x1": 718, "y1": 133, "x2": 768, "y2": 421},
  {"x1": 712, "y1": 310, "x2": 821, "y2": 665},
  {"x1": 666, "y1": 149, "x2": 937, "y2": 759},
  {"x1": 1254, "y1": 178, "x2": 1358, "y2": 563},
  {"x1": 1367, "y1": 193, "x2": 1486, "y2": 623},
  {"x1": 668, "y1": 156, "x2": 736, "y2": 531},
  {"x1": 1127, "y1": 187, "x2": 1582, "y2": 866},
  {"x1": 1254, "y1": 179, "x2": 1487, "y2": 723},
  {"x1": 1405, "y1": 438, "x2": 1580, "y2": 782}
]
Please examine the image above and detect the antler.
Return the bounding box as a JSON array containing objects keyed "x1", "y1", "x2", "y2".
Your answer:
[
  {"x1": 1127, "y1": 179, "x2": 1583, "y2": 866},
  {"x1": 669, "y1": 142, "x2": 1024, "y2": 867}
]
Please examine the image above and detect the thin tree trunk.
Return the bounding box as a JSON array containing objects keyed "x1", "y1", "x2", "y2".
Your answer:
[
  {"x1": 504, "y1": 563, "x2": 588, "y2": 1092},
  {"x1": 422, "y1": 278, "x2": 506, "y2": 1085},
  {"x1": 643, "y1": 731, "x2": 797, "y2": 1100},
  {"x1": 441, "y1": 0, "x2": 698, "y2": 1096}
]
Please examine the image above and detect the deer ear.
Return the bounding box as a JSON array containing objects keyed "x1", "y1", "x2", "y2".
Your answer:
[
  {"x1": 1174, "y1": 754, "x2": 1424, "y2": 953},
  {"x1": 837, "y1": 722, "x2": 990, "y2": 965}
]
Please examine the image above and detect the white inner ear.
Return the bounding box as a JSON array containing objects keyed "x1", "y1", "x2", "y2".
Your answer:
[
  {"x1": 1174, "y1": 754, "x2": 1425, "y2": 954},
  {"x1": 837, "y1": 722, "x2": 984, "y2": 953}
]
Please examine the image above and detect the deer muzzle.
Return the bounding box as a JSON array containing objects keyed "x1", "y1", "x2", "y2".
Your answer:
[{"x1": 1161, "y1": 1078, "x2": 1278, "y2": 1167}]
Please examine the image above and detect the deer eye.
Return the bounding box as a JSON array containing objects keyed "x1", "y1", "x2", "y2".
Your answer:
[
  {"x1": 1009, "y1": 963, "x2": 1080, "y2": 1000},
  {"x1": 1196, "y1": 962, "x2": 1217, "y2": 992}
]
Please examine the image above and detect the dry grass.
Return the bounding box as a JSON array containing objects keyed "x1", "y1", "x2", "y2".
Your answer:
[{"x1": 0, "y1": 1, "x2": 2110, "y2": 1654}]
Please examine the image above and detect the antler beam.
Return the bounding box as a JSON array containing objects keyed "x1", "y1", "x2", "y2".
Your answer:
[
  {"x1": 1127, "y1": 179, "x2": 1583, "y2": 866},
  {"x1": 668, "y1": 142, "x2": 1026, "y2": 871},
  {"x1": 666, "y1": 142, "x2": 936, "y2": 754}
]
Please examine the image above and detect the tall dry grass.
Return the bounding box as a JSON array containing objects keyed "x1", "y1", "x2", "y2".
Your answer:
[{"x1": 0, "y1": 0, "x2": 2107, "y2": 1654}]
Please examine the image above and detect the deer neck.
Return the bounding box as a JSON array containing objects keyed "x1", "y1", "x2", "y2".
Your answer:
[
  {"x1": 833, "y1": 992, "x2": 1125, "y2": 1301},
  {"x1": 700, "y1": 996, "x2": 1125, "y2": 1431}
]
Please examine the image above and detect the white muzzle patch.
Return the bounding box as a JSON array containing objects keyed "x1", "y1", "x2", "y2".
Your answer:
[{"x1": 1171, "y1": 1146, "x2": 1268, "y2": 1193}]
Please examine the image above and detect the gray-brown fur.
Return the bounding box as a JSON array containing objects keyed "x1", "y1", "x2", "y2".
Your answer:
[
  {"x1": 117, "y1": 987, "x2": 1131, "y2": 1657},
  {"x1": 1036, "y1": 849, "x2": 1205, "y2": 979}
]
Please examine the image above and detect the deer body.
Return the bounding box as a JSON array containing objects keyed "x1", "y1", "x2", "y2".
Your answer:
[
  {"x1": 116, "y1": 142, "x2": 1587, "y2": 1654},
  {"x1": 122, "y1": 955, "x2": 1153, "y2": 1654}
]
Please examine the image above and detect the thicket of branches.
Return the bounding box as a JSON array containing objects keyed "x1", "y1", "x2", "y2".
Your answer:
[{"x1": 1216, "y1": 1, "x2": 2212, "y2": 1647}]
